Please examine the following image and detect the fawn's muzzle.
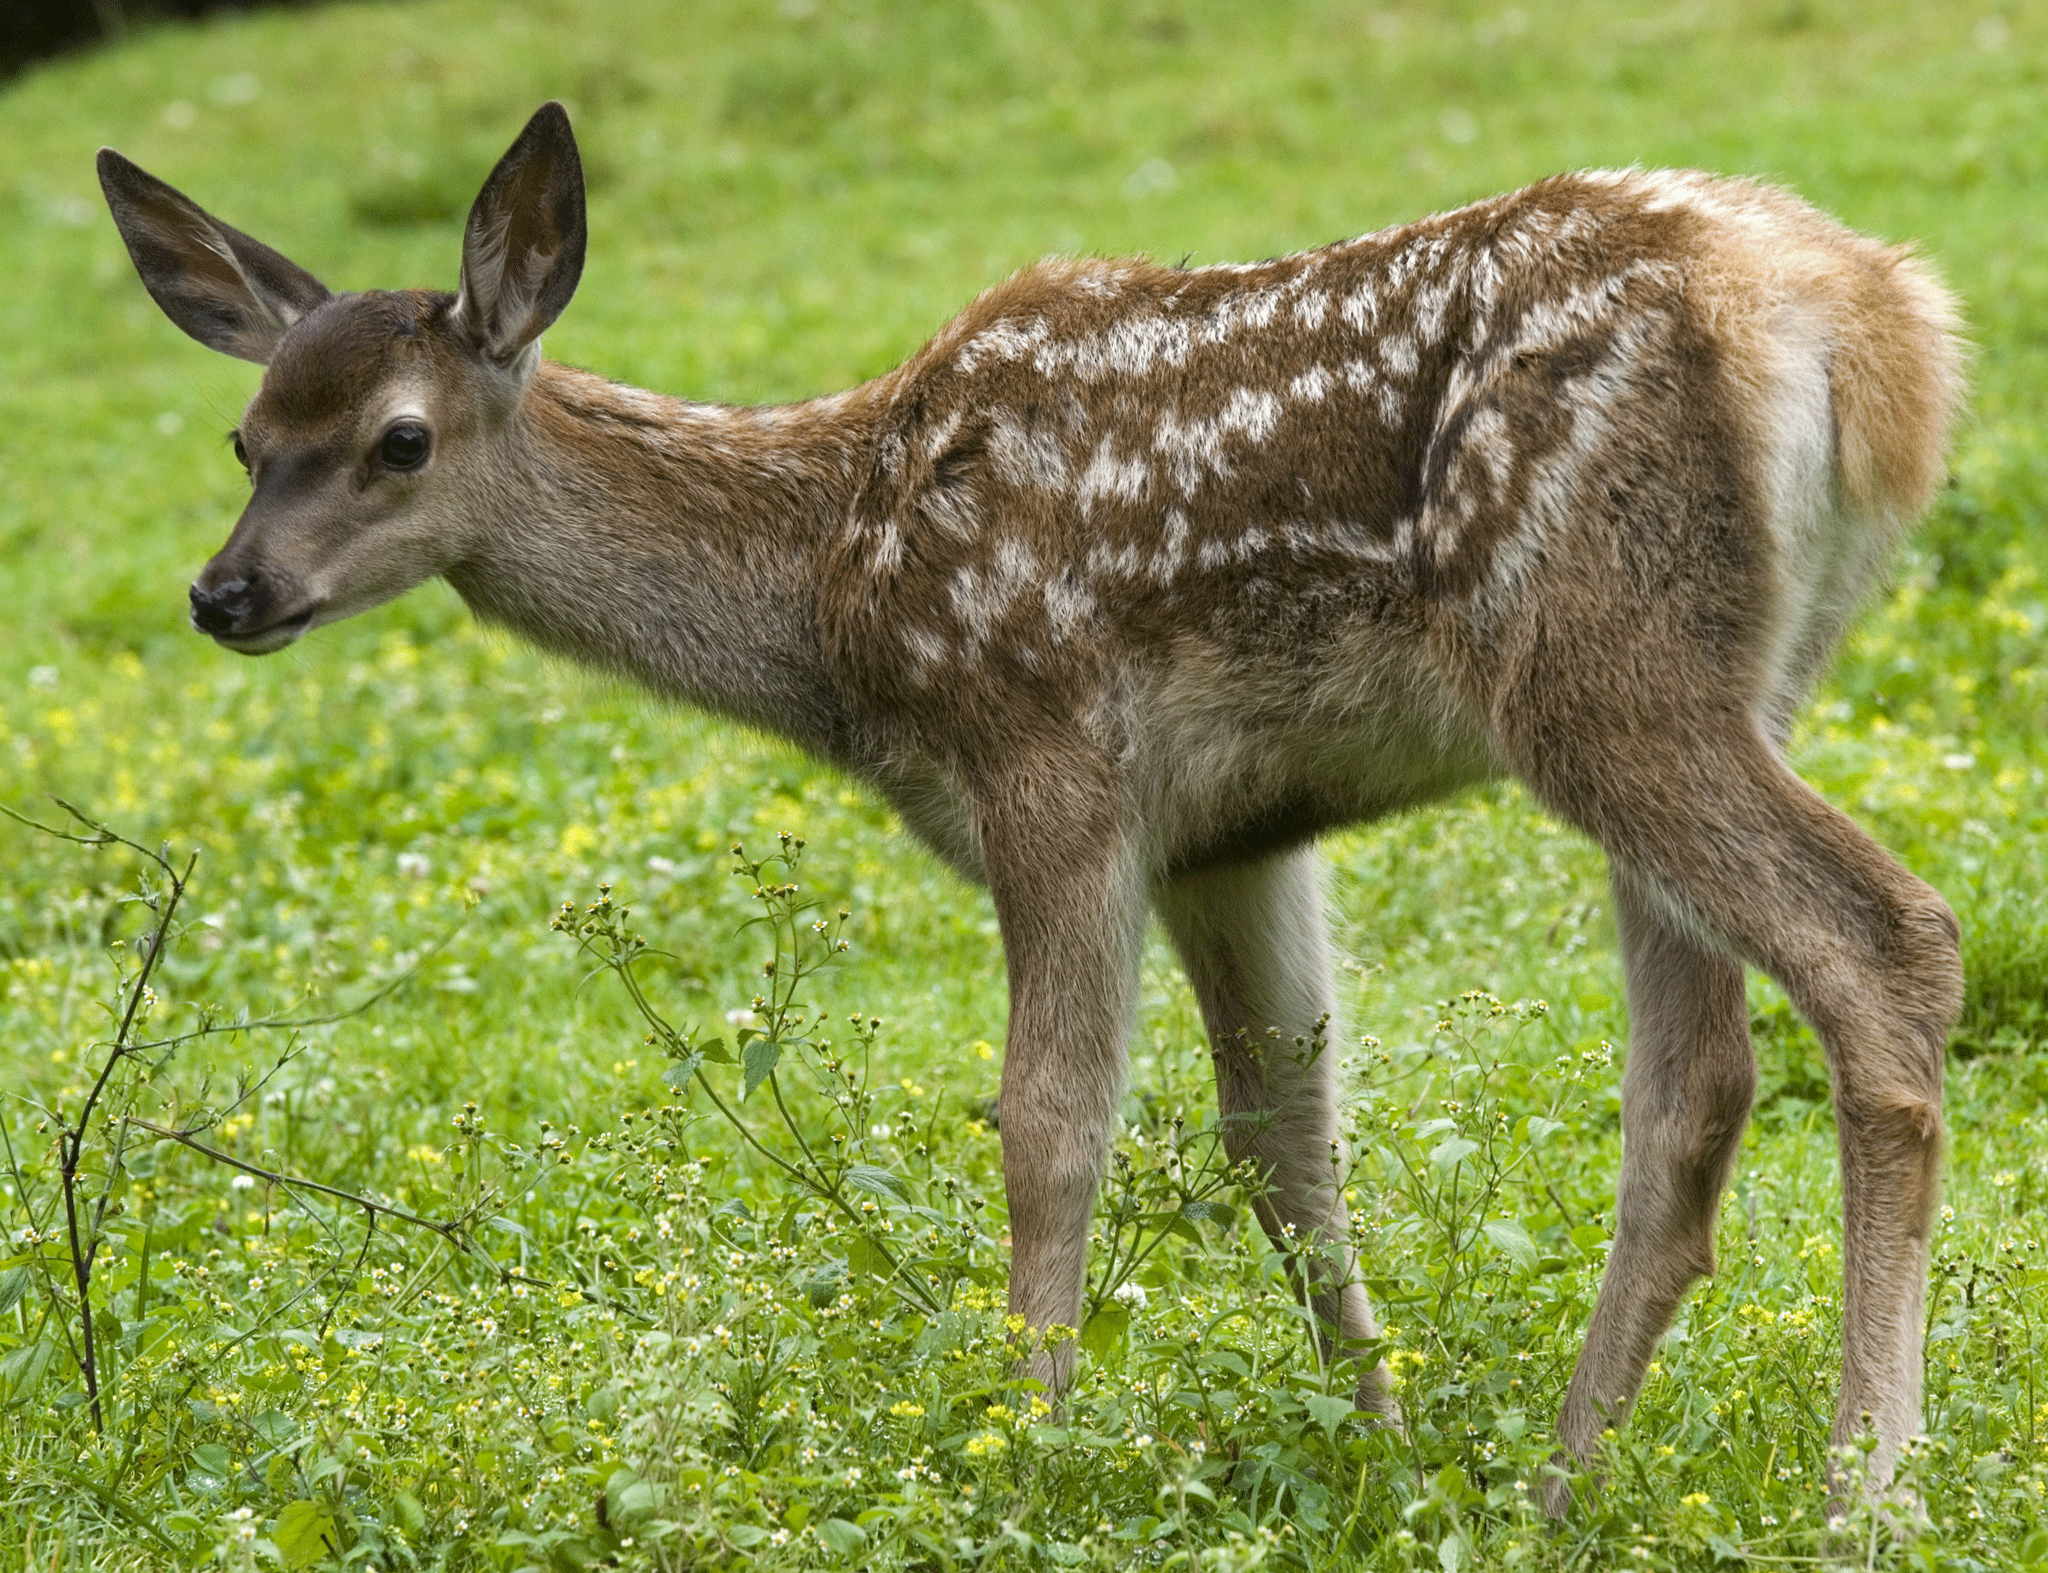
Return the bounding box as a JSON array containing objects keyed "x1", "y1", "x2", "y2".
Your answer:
[
  {"x1": 188, "y1": 576, "x2": 253, "y2": 636},
  {"x1": 188, "y1": 572, "x2": 313, "y2": 653}
]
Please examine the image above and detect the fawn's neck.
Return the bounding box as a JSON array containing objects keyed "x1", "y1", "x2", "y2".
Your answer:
[{"x1": 449, "y1": 362, "x2": 883, "y2": 758}]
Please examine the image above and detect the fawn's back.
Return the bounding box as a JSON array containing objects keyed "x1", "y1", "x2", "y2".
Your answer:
[{"x1": 821, "y1": 167, "x2": 1959, "y2": 878}]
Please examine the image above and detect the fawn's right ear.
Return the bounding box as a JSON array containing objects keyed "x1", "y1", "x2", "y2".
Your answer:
[{"x1": 96, "y1": 149, "x2": 331, "y2": 365}]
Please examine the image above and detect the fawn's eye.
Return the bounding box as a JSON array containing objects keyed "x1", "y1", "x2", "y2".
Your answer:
[
  {"x1": 378, "y1": 423, "x2": 431, "y2": 471},
  {"x1": 231, "y1": 432, "x2": 249, "y2": 470}
]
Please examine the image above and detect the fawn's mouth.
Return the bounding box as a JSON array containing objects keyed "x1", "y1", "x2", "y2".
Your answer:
[{"x1": 208, "y1": 608, "x2": 314, "y2": 655}]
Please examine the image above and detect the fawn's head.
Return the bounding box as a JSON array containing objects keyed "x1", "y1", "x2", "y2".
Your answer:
[{"x1": 99, "y1": 103, "x2": 587, "y2": 653}]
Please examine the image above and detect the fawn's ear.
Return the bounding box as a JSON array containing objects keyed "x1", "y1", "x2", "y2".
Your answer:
[
  {"x1": 97, "y1": 148, "x2": 332, "y2": 365},
  {"x1": 452, "y1": 101, "x2": 587, "y2": 365}
]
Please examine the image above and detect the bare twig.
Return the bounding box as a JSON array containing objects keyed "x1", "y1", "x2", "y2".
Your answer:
[
  {"x1": 7, "y1": 797, "x2": 465, "y2": 1435},
  {"x1": 58, "y1": 829, "x2": 190, "y2": 1433},
  {"x1": 128, "y1": 1120, "x2": 480, "y2": 1243}
]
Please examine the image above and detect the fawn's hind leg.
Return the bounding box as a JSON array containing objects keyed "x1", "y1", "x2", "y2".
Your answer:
[
  {"x1": 1156, "y1": 844, "x2": 1396, "y2": 1418},
  {"x1": 1506, "y1": 706, "x2": 1956, "y2": 1503}
]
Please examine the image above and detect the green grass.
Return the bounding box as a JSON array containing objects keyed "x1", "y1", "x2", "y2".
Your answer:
[{"x1": 1, "y1": 0, "x2": 2046, "y2": 1567}]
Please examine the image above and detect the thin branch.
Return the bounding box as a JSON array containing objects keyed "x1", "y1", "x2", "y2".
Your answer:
[
  {"x1": 324, "y1": 1213, "x2": 380, "y2": 1339},
  {"x1": 121, "y1": 921, "x2": 465, "y2": 1057},
  {"x1": 58, "y1": 835, "x2": 190, "y2": 1434},
  {"x1": 128, "y1": 1120, "x2": 478, "y2": 1242},
  {"x1": 128, "y1": 1119, "x2": 591, "y2": 1303}
]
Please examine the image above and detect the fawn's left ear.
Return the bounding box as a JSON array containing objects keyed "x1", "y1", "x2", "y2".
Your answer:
[
  {"x1": 452, "y1": 101, "x2": 587, "y2": 366},
  {"x1": 97, "y1": 148, "x2": 332, "y2": 364}
]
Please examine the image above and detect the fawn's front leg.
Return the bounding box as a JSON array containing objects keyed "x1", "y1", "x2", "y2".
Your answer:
[
  {"x1": 1547, "y1": 873, "x2": 1756, "y2": 1514},
  {"x1": 981, "y1": 781, "x2": 1147, "y2": 1393}
]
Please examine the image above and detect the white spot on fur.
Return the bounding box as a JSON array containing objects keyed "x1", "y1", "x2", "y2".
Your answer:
[
  {"x1": 1413, "y1": 277, "x2": 1455, "y2": 345},
  {"x1": 873, "y1": 520, "x2": 904, "y2": 574},
  {"x1": 1195, "y1": 525, "x2": 1271, "y2": 570},
  {"x1": 923, "y1": 409, "x2": 963, "y2": 459},
  {"x1": 1153, "y1": 387, "x2": 1283, "y2": 495},
  {"x1": 1289, "y1": 364, "x2": 1332, "y2": 404},
  {"x1": 1043, "y1": 570, "x2": 1097, "y2": 640},
  {"x1": 1464, "y1": 249, "x2": 1501, "y2": 347},
  {"x1": 1032, "y1": 313, "x2": 1196, "y2": 382},
  {"x1": 918, "y1": 478, "x2": 981, "y2": 539},
  {"x1": 1087, "y1": 539, "x2": 1145, "y2": 580},
  {"x1": 989, "y1": 408, "x2": 1070, "y2": 490},
  {"x1": 1339, "y1": 284, "x2": 1379, "y2": 332},
  {"x1": 1149, "y1": 506, "x2": 1190, "y2": 582},
  {"x1": 1511, "y1": 260, "x2": 1678, "y2": 359},
  {"x1": 1464, "y1": 404, "x2": 1514, "y2": 499},
  {"x1": 949, "y1": 536, "x2": 1042, "y2": 651},
  {"x1": 1076, "y1": 436, "x2": 1152, "y2": 512},
  {"x1": 956, "y1": 316, "x2": 1051, "y2": 374},
  {"x1": 901, "y1": 623, "x2": 947, "y2": 674},
  {"x1": 1226, "y1": 386, "x2": 1282, "y2": 442}
]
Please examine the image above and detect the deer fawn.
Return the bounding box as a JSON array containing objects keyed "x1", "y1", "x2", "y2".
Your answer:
[{"x1": 101, "y1": 103, "x2": 1963, "y2": 1509}]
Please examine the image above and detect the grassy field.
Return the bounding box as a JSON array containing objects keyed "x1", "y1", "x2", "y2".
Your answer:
[{"x1": 2, "y1": 0, "x2": 2046, "y2": 1567}]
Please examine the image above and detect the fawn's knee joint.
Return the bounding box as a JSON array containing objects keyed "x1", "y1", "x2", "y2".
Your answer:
[
  {"x1": 1893, "y1": 888, "x2": 1964, "y2": 1026},
  {"x1": 1704, "y1": 1055, "x2": 1759, "y2": 1132},
  {"x1": 1836, "y1": 1080, "x2": 1945, "y2": 1154}
]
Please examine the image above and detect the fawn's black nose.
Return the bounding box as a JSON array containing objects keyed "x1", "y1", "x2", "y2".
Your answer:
[{"x1": 189, "y1": 576, "x2": 253, "y2": 637}]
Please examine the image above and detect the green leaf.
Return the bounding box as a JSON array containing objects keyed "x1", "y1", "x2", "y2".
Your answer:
[
  {"x1": 604, "y1": 1466, "x2": 657, "y2": 1531},
  {"x1": 696, "y1": 1035, "x2": 734, "y2": 1065},
  {"x1": 0, "y1": 1339, "x2": 53, "y2": 1400},
  {"x1": 1523, "y1": 1115, "x2": 1564, "y2": 1144},
  {"x1": 1428, "y1": 1136, "x2": 1479, "y2": 1172},
  {"x1": 659, "y1": 1053, "x2": 703, "y2": 1094},
  {"x1": 843, "y1": 1164, "x2": 907, "y2": 1199},
  {"x1": 392, "y1": 1490, "x2": 426, "y2": 1536},
  {"x1": 1178, "y1": 1199, "x2": 1236, "y2": 1228},
  {"x1": 1303, "y1": 1392, "x2": 1355, "y2": 1442},
  {"x1": 272, "y1": 1500, "x2": 338, "y2": 1570},
  {"x1": 819, "y1": 1517, "x2": 867, "y2": 1553},
  {"x1": 1481, "y1": 1218, "x2": 1538, "y2": 1271},
  {"x1": 742, "y1": 1035, "x2": 782, "y2": 1099},
  {"x1": 802, "y1": 1260, "x2": 847, "y2": 1307},
  {"x1": 0, "y1": 1265, "x2": 31, "y2": 1317},
  {"x1": 1080, "y1": 1301, "x2": 1130, "y2": 1357},
  {"x1": 190, "y1": 1442, "x2": 232, "y2": 1477},
  {"x1": 727, "y1": 1523, "x2": 770, "y2": 1548}
]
